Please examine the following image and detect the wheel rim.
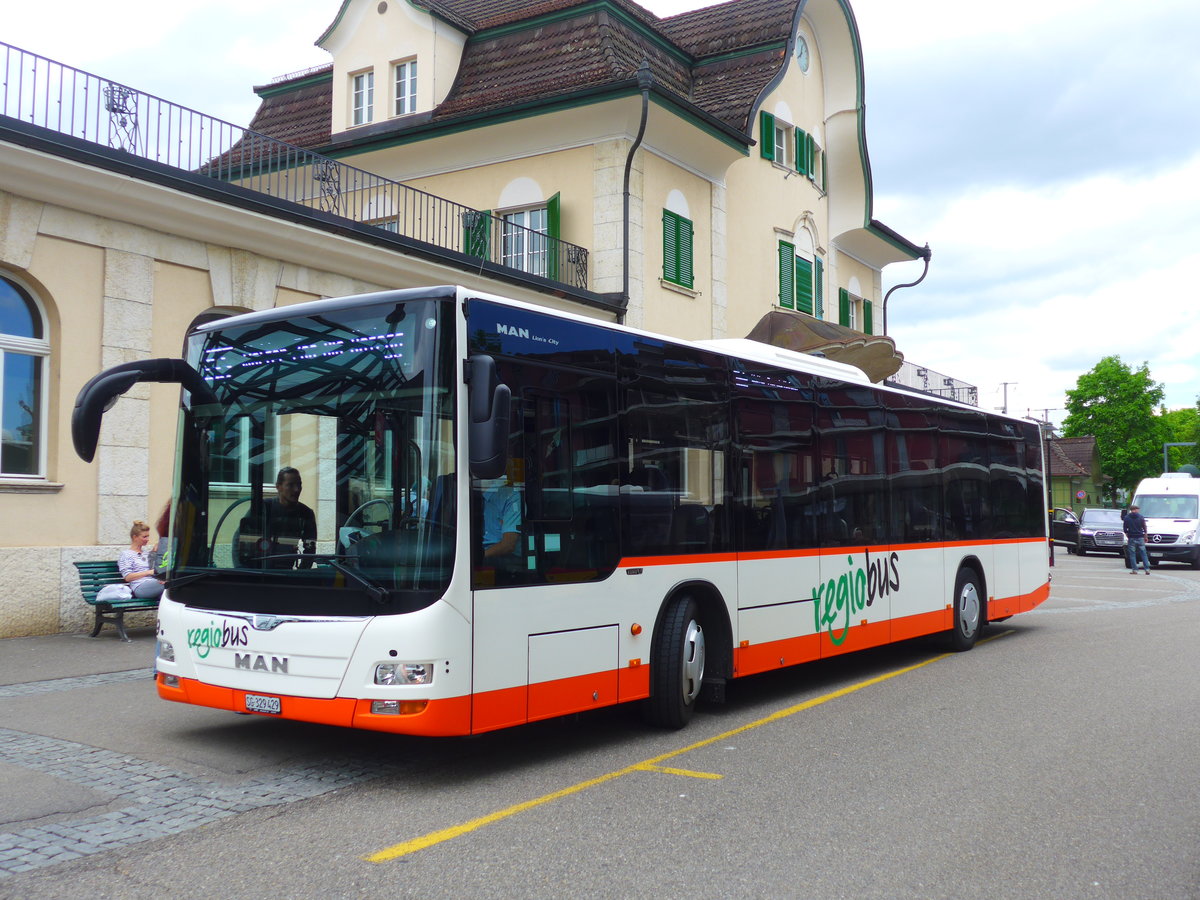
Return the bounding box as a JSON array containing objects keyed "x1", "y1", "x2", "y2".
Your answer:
[
  {"x1": 958, "y1": 582, "x2": 981, "y2": 638},
  {"x1": 681, "y1": 619, "x2": 706, "y2": 705}
]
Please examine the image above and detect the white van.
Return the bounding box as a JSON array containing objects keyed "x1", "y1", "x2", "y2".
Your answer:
[{"x1": 1131, "y1": 473, "x2": 1200, "y2": 569}]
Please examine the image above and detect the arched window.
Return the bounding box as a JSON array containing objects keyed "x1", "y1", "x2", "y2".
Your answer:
[{"x1": 0, "y1": 274, "x2": 49, "y2": 478}]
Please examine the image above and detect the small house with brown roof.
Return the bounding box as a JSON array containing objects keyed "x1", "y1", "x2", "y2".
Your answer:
[
  {"x1": 1047, "y1": 435, "x2": 1110, "y2": 512},
  {"x1": 245, "y1": 0, "x2": 927, "y2": 379}
]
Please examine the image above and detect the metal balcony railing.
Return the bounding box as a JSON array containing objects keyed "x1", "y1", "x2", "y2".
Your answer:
[
  {"x1": 0, "y1": 41, "x2": 589, "y2": 291},
  {"x1": 886, "y1": 360, "x2": 979, "y2": 407}
]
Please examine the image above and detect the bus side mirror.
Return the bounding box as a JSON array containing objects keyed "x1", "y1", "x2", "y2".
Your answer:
[
  {"x1": 467, "y1": 355, "x2": 511, "y2": 480},
  {"x1": 72, "y1": 358, "x2": 218, "y2": 462}
]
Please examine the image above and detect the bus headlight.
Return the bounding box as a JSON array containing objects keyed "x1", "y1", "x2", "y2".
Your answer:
[{"x1": 374, "y1": 662, "x2": 434, "y2": 685}]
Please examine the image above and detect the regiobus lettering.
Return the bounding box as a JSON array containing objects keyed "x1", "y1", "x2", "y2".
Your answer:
[
  {"x1": 71, "y1": 285, "x2": 1051, "y2": 737},
  {"x1": 186, "y1": 620, "x2": 249, "y2": 659},
  {"x1": 813, "y1": 550, "x2": 901, "y2": 646}
]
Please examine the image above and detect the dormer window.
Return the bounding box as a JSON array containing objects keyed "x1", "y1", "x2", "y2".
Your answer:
[
  {"x1": 352, "y1": 70, "x2": 374, "y2": 126},
  {"x1": 394, "y1": 60, "x2": 417, "y2": 117}
]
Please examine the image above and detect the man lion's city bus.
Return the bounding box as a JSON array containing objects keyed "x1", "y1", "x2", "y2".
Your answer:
[{"x1": 72, "y1": 286, "x2": 1050, "y2": 735}]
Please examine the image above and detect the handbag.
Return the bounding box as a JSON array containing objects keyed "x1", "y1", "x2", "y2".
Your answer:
[{"x1": 96, "y1": 583, "x2": 133, "y2": 603}]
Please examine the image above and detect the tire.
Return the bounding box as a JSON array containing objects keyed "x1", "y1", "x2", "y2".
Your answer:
[
  {"x1": 1076, "y1": 546, "x2": 1086, "y2": 557},
  {"x1": 643, "y1": 596, "x2": 706, "y2": 729},
  {"x1": 947, "y1": 568, "x2": 983, "y2": 652},
  {"x1": 1191, "y1": 549, "x2": 1200, "y2": 571}
]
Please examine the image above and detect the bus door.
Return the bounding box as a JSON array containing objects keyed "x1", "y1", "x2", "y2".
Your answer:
[
  {"x1": 468, "y1": 361, "x2": 622, "y2": 733},
  {"x1": 815, "y1": 384, "x2": 889, "y2": 656},
  {"x1": 731, "y1": 362, "x2": 824, "y2": 675}
]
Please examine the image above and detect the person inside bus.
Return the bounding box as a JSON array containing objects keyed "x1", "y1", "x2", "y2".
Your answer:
[
  {"x1": 118, "y1": 520, "x2": 165, "y2": 600},
  {"x1": 263, "y1": 466, "x2": 318, "y2": 569},
  {"x1": 481, "y1": 459, "x2": 522, "y2": 562}
]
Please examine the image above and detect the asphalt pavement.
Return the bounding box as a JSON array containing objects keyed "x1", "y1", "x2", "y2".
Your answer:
[{"x1": 2, "y1": 554, "x2": 1198, "y2": 897}]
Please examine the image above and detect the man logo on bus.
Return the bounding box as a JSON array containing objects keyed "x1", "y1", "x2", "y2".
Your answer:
[
  {"x1": 812, "y1": 550, "x2": 901, "y2": 645},
  {"x1": 497, "y1": 322, "x2": 530, "y2": 339}
]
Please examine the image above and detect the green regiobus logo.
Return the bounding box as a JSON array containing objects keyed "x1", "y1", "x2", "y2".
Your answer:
[{"x1": 812, "y1": 550, "x2": 901, "y2": 645}]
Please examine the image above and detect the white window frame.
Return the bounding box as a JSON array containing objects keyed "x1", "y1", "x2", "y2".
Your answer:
[
  {"x1": 351, "y1": 70, "x2": 374, "y2": 126},
  {"x1": 0, "y1": 273, "x2": 50, "y2": 480},
  {"x1": 501, "y1": 206, "x2": 549, "y2": 277},
  {"x1": 393, "y1": 59, "x2": 417, "y2": 117},
  {"x1": 773, "y1": 122, "x2": 791, "y2": 170}
]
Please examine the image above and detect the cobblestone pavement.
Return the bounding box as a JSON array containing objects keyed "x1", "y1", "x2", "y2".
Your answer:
[{"x1": 0, "y1": 669, "x2": 397, "y2": 878}]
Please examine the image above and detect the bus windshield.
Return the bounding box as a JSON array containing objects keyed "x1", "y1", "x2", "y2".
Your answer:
[{"x1": 170, "y1": 296, "x2": 457, "y2": 616}]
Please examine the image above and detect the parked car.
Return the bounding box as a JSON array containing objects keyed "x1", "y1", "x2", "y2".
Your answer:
[
  {"x1": 1075, "y1": 507, "x2": 1128, "y2": 557},
  {"x1": 1050, "y1": 507, "x2": 1079, "y2": 551}
]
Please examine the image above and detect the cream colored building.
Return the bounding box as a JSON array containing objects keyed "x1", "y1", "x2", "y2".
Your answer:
[{"x1": 0, "y1": 0, "x2": 926, "y2": 636}]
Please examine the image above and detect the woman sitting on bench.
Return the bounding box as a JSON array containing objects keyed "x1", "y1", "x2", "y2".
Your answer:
[{"x1": 117, "y1": 520, "x2": 165, "y2": 600}]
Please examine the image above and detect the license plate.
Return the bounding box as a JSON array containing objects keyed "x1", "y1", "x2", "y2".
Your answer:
[{"x1": 244, "y1": 693, "x2": 281, "y2": 715}]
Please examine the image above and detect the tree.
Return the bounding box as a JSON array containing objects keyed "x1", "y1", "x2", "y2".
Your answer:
[
  {"x1": 1159, "y1": 406, "x2": 1200, "y2": 471},
  {"x1": 1062, "y1": 356, "x2": 1166, "y2": 498}
]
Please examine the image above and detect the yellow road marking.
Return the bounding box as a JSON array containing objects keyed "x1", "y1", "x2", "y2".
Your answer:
[
  {"x1": 367, "y1": 643, "x2": 991, "y2": 863},
  {"x1": 635, "y1": 764, "x2": 723, "y2": 780}
]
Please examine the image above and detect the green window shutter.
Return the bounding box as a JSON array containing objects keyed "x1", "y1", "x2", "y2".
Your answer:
[
  {"x1": 863, "y1": 299, "x2": 873, "y2": 334},
  {"x1": 778, "y1": 240, "x2": 795, "y2": 309},
  {"x1": 760, "y1": 111, "x2": 776, "y2": 161},
  {"x1": 546, "y1": 192, "x2": 561, "y2": 281},
  {"x1": 821, "y1": 151, "x2": 827, "y2": 192},
  {"x1": 814, "y1": 256, "x2": 824, "y2": 318},
  {"x1": 662, "y1": 210, "x2": 694, "y2": 288},
  {"x1": 663, "y1": 210, "x2": 678, "y2": 282},
  {"x1": 463, "y1": 208, "x2": 492, "y2": 260},
  {"x1": 838, "y1": 287, "x2": 851, "y2": 327},
  {"x1": 795, "y1": 128, "x2": 807, "y2": 176},
  {"x1": 678, "y1": 216, "x2": 693, "y2": 288},
  {"x1": 795, "y1": 256, "x2": 813, "y2": 315}
]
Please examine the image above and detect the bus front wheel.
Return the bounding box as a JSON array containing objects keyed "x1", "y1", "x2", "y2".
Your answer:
[
  {"x1": 644, "y1": 596, "x2": 706, "y2": 729},
  {"x1": 947, "y1": 568, "x2": 982, "y2": 652}
]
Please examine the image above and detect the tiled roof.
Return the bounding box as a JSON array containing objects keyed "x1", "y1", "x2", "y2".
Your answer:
[
  {"x1": 420, "y1": 0, "x2": 662, "y2": 32},
  {"x1": 659, "y1": 0, "x2": 797, "y2": 56},
  {"x1": 433, "y1": 9, "x2": 694, "y2": 122},
  {"x1": 248, "y1": 67, "x2": 333, "y2": 149},
  {"x1": 1048, "y1": 436, "x2": 1097, "y2": 478},
  {"x1": 250, "y1": 0, "x2": 800, "y2": 151}
]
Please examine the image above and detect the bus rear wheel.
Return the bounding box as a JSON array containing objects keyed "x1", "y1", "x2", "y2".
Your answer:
[
  {"x1": 947, "y1": 568, "x2": 982, "y2": 652},
  {"x1": 644, "y1": 596, "x2": 705, "y2": 729}
]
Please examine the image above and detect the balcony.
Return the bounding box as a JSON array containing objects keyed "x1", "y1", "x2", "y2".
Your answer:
[{"x1": 0, "y1": 41, "x2": 590, "y2": 293}]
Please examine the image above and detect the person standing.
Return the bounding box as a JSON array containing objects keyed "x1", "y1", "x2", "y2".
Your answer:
[{"x1": 1123, "y1": 504, "x2": 1151, "y2": 574}]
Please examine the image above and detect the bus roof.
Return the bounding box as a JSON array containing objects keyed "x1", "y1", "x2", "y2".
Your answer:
[{"x1": 191, "y1": 285, "x2": 1007, "y2": 419}]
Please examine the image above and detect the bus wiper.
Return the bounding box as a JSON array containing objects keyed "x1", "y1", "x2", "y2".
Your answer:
[
  {"x1": 167, "y1": 571, "x2": 218, "y2": 589},
  {"x1": 311, "y1": 556, "x2": 391, "y2": 605}
]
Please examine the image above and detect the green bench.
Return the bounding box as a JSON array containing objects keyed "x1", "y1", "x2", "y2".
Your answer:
[{"x1": 73, "y1": 560, "x2": 160, "y2": 642}]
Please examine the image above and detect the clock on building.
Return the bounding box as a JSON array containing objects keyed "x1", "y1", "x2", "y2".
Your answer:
[{"x1": 796, "y1": 35, "x2": 810, "y2": 73}]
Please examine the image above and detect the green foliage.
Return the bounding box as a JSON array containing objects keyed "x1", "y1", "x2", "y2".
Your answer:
[
  {"x1": 1159, "y1": 406, "x2": 1200, "y2": 470},
  {"x1": 1062, "y1": 356, "x2": 1167, "y2": 497}
]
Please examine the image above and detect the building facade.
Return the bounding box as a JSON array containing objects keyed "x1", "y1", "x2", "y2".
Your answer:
[{"x1": 0, "y1": 0, "x2": 926, "y2": 636}]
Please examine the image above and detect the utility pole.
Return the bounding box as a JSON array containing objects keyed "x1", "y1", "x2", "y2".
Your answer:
[{"x1": 997, "y1": 382, "x2": 1017, "y2": 415}]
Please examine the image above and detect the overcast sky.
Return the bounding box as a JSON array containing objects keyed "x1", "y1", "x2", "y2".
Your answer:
[{"x1": 7, "y1": 0, "x2": 1198, "y2": 426}]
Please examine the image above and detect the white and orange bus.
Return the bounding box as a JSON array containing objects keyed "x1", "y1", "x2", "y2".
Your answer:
[{"x1": 72, "y1": 285, "x2": 1049, "y2": 735}]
